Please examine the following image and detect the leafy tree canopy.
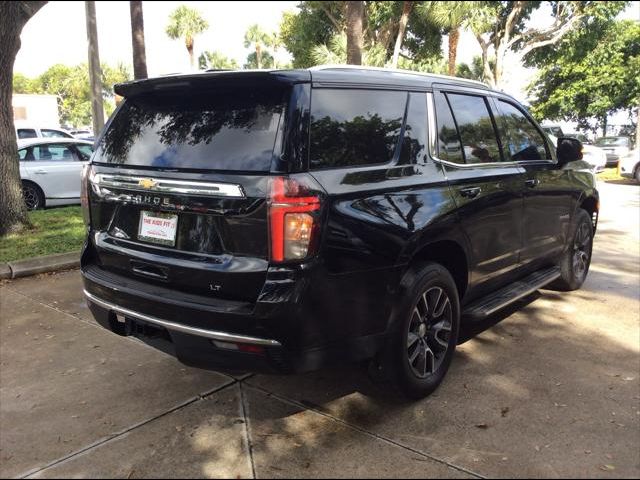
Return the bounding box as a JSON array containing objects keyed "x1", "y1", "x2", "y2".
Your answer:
[
  {"x1": 280, "y1": 1, "x2": 442, "y2": 68},
  {"x1": 528, "y1": 19, "x2": 639, "y2": 134},
  {"x1": 198, "y1": 50, "x2": 238, "y2": 70},
  {"x1": 12, "y1": 63, "x2": 131, "y2": 127}
]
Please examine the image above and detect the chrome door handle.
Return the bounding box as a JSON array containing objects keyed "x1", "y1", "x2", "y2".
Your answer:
[
  {"x1": 525, "y1": 179, "x2": 540, "y2": 188},
  {"x1": 459, "y1": 186, "x2": 481, "y2": 198},
  {"x1": 34, "y1": 169, "x2": 47, "y2": 174}
]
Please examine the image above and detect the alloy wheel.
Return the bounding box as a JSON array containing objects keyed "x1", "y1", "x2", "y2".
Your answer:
[
  {"x1": 573, "y1": 220, "x2": 591, "y2": 281},
  {"x1": 406, "y1": 286, "x2": 453, "y2": 379},
  {"x1": 23, "y1": 185, "x2": 40, "y2": 210}
]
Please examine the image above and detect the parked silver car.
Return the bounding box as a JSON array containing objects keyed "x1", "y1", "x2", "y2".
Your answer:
[{"x1": 18, "y1": 138, "x2": 94, "y2": 210}]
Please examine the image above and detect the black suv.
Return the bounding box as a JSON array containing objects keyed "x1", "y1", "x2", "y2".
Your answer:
[{"x1": 81, "y1": 67, "x2": 598, "y2": 398}]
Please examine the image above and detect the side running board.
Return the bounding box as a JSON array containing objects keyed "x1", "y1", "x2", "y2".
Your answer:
[{"x1": 463, "y1": 266, "x2": 561, "y2": 321}]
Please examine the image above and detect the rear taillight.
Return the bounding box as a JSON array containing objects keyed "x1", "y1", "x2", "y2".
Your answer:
[
  {"x1": 80, "y1": 164, "x2": 92, "y2": 226},
  {"x1": 268, "y1": 176, "x2": 323, "y2": 263}
]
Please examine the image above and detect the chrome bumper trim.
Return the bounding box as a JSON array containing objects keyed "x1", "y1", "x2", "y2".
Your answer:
[{"x1": 83, "y1": 289, "x2": 281, "y2": 347}]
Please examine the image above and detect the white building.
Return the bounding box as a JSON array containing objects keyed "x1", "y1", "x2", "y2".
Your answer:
[{"x1": 12, "y1": 94, "x2": 60, "y2": 127}]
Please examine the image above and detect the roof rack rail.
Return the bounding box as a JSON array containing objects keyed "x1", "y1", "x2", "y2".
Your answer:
[{"x1": 309, "y1": 64, "x2": 489, "y2": 88}]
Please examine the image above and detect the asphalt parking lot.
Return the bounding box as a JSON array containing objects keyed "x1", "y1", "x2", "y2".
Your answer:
[{"x1": 1, "y1": 180, "x2": 638, "y2": 479}]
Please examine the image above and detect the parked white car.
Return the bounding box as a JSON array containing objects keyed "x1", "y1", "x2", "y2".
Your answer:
[
  {"x1": 548, "y1": 134, "x2": 607, "y2": 172},
  {"x1": 620, "y1": 148, "x2": 640, "y2": 182},
  {"x1": 18, "y1": 138, "x2": 94, "y2": 210},
  {"x1": 15, "y1": 123, "x2": 74, "y2": 140}
]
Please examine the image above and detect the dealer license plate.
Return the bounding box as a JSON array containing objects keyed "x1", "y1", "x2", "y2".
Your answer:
[{"x1": 138, "y1": 211, "x2": 178, "y2": 247}]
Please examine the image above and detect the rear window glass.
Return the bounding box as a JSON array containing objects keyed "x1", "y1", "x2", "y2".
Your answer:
[
  {"x1": 93, "y1": 88, "x2": 287, "y2": 171},
  {"x1": 309, "y1": 89, "x2": 407, "y2": 170}
]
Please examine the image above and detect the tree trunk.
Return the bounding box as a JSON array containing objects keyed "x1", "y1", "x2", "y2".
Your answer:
[
  {"x1": 391, "y1": 1, "x2": 413, "y2": 69},
  {"x1": 129, "y1": 1, "x2": 147, "y2": 79},
  {"x1": 0, "y1": 1, "x2": 47, "y2": 236},
  {"x1": 636, "y1": 105, "x2": 639, "y2": 151},
  {"x1": 85, "y1": 1, "x2": 104, "y2": 135},
  {"x1": 448, "y1": 27, "x2": 460, "y2": 76},
  {"x1": 256, "y1": 43, "x2": 262, "y2": 69},
  {"x1": 345, "y1": 1, "x2": 364, "y2": 65},
  {"x1": 185, "y1": 36, "x2": 195, "y2": 70},
  {"x1": 602, "y1": 116, "x2": 608, "y2": 137}
]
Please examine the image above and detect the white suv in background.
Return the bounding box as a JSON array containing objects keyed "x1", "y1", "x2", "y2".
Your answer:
[
  {"x1": 15, "y1": 124, "x2": 74, "y2": 140},
  {"x1": 620, "y1": 148, "x2": 640, "y2": 182}
]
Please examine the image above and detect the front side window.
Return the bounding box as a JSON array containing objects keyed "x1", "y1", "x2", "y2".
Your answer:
[
  {"x1": 17, "y1": 129, "x2": 37, "y2": 139},
  {"x1": 446, "y1": 93, "x2": 502, "y2": 163},
  {"x1": 75, "y1": 144, "x2": 94, "y2": 160},
  {"x1": 310, "y1": 89, "x2": 407, "y2": 169},
  {"x1": 497, "y1": 100, "x2": 549, "y2": 161}
]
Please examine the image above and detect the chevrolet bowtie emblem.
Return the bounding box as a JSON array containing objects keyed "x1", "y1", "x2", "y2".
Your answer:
[{"x1": 138, "y1": 178, "x2": 157, "y2": 189}]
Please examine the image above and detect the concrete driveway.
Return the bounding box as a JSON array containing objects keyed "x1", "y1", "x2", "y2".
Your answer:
[{"x1": 1, "y1": 181, "x2": 638, "y2": 479}]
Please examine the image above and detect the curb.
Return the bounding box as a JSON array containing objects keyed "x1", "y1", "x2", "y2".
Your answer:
[{"x1": 1, "y1": 252, "x2": 80, "y2": 280}]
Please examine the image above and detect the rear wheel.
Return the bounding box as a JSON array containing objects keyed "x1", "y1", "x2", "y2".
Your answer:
[
  {"x1": 551, "y1": 209, "x2": 593, "y2": 291},
  {"x1": 634, "y1": 165, "x2": 640, "y2": 183},
  {"x1": 22, "y1": 182, "x2": 44, "y2": 210},
  {"x1": 385, "y1": 263, "x2": 460, "y2": 399}
]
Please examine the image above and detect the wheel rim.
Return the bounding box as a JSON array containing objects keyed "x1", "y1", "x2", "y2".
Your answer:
[
  {"x1": 406, "y1": 286, "x2": 453, "y2": 379},
  {"x1": 572, "y1": 220, "x2": 591, "y2": 281},
  {"x1": 23, "y1": 185, "x2": 39, "y2": 210}
]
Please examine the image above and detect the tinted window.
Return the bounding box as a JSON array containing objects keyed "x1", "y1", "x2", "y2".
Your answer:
[
  {"x1": 29, "y1": 144, "x2": 79, "y2": 161},
  {"x1": 17, "y1": 129, "x2": 37, "y2": 139},
  {"x1": 75, "y1": 144, "x2": 94, "y2": 160},
  {"x1": 497, "y1": 100, "x2": 548, "y2": 160},
  {"x1": 310, "y1": 89, "x2": 406, "y2": 169},
  {"x1": 93, "y1": 88, "x2": 287, "y2": 171},
  {"x1": 433, "y1": 92, "x2": 464, "y2": 163},
  {"x1": 447, "y1": 93, "x2": 501, "y2": 163},
  {"x1": 398, "y1": 93, "x2": 428, "y2": 164},
  {"x1": 41, "y1": 129, "x2": 72, "y2": 138}
]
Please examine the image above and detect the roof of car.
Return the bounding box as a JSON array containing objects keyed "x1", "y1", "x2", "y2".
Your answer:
[
  {"x1": 17, "y1": 138, "x2": 93, "y2": 148},
  {"x1": 114, "y1": 65, "x2": 491, "y2": 98}
]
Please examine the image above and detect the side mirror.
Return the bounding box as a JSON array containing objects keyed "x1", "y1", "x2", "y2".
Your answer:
[{"x1": 556, "y1": 137, "x2": 583, "y2": 166}]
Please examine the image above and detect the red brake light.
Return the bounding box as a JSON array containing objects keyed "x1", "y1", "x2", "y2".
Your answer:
[{"x1": 268, "y1": 176, "x2": 322, "y2": 263}]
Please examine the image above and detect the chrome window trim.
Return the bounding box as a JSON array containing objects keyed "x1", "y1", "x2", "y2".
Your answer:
[
  {"x1": 90, "y1": 173, "x2": 245, "y2": 198},
  {"x1": 84, "y1": 290, "x2": 282, "y2": 347}
]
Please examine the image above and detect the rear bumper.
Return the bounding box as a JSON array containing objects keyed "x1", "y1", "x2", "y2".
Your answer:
[{"x1": 81, "y1": 264, "x2": 392, "y2": 374}]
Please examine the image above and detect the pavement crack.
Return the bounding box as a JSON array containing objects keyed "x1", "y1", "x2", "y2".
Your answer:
[
  {"x1": 239, "y1": 382, "x2": 257, "y2": 479},
  {"x1": 244, "y1": 383, "x2": 486, "y2": 480},
  {"x1": 18, "y1": 379, "x2": 238, "y2": 479}
]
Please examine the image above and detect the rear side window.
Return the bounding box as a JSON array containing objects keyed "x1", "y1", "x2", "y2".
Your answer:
[
  {"x1": 496, "y1": 100, "x2": 549, "y2": 160},
  {"x1": 446, "y1": 93, "x2": 502, "y2": 164},
  {"x1": 309, "y1": 89, "x2": 407, "y2": 169},
  {"x1": 433, "y1": 92, "x2": 464, "y2": 164},
  {"x1": 398, "y1": 92, "x2": 428, "y2": 164},
  {"x1": 17, "y1": 129, "x2": 37, "y2": 139},
  {"x1": 34, "y1": 144, "x2": 79, "y2": 161},
  {"x1": 93, "y1": 88, "x2": 287, "y2": 171}
]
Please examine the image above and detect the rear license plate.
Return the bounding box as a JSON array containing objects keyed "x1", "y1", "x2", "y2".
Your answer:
[{"x1": 138, "y1": 211, "x2": 178, "y2": 247}]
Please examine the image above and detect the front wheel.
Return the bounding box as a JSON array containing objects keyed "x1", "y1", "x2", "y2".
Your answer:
[
  {"x1": 22, "y1": 182, "x2": 44, "y2": 211},
  {"x1": 551, "y1": 209, "x2": 593, "y2": 291},
  {"x1": 385, "y1": 263, "x2": 460, "y2": 399}
]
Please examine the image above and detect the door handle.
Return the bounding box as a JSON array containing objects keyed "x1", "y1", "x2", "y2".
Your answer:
[
  {"x1": 459, "y1": 186, "x2": 481, "y2": 199},
  {"x1": 525, "y1": 179, "x2": 540, "y2": 188},
  {"x1": 34, "y1": 169, "x2": 47, "y2": 174}
]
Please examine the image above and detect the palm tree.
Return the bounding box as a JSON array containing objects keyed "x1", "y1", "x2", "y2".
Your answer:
[
  {"x1": 129, "y1": 1, "x2": 147, "y2": 79},
  {"x1": 266, "y1": 32, "x2": 282, "y2": 69},
  {"x1": 423, "y1": 1, "x2": 482, "y2": 76},
  {"x1": 165, "y1": 5, "x2": 209, "y2": 70},
  {"x1": 345, "y1": 1, "x2": 364, "y2": 65},
  {"x1": 244, "y1": 24, "x2": 269, "y2": 69},
  {"x1": 390, "y1": 1, "x2": 414, "y2": 69}
]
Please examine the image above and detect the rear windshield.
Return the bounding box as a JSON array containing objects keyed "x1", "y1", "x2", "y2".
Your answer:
[{"x1": 93, "y1": 87, "x2": 287, "y2": 171}]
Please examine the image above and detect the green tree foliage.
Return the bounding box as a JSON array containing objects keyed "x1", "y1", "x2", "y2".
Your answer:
[
  {"x1": 456, "y1": 55, "x2": 492, "y2": 82},
  {"x1": 244, "y1": 24, "x2": 271, "y2": 69},
  {"x1": 528, "y1": 19, "x2": 639, "y2": 135},
  {"x1": 280, "y1": 1, "x2": 442, "y2": 68},
  {"x1": 12, "y1": 63, "x2": 131, "y2": 127},
  {"x1": 198, "y1": 50, "x2": 238, "y2": 70},
  {"x1": 244, "y1": 50, "x2": 275, "y2": 69},
  {"x1": 165, "y1": 5, "x2": 209, "y2": 69},
  {"x1": 470, "y1": 1, "x2": 628, "y2": 88}
]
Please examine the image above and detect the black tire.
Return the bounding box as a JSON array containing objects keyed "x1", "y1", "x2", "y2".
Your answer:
[
  {"x1": 634, "y1": 165, "x2": 640, "y2": 183},
  {"x1": 551, "y1": 209, "x2": 593, "y2": 291},
  {"x1": 22, "y1": 181, "x2": 45, "y2": 211},
  {"x1": 384, "y1": 263, "x2": 460, "y2": 399}
]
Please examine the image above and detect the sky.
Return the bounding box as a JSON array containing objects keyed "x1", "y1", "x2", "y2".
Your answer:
[{"x1": 14, "y1": 1, "x2": 640, "y2": 112}]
